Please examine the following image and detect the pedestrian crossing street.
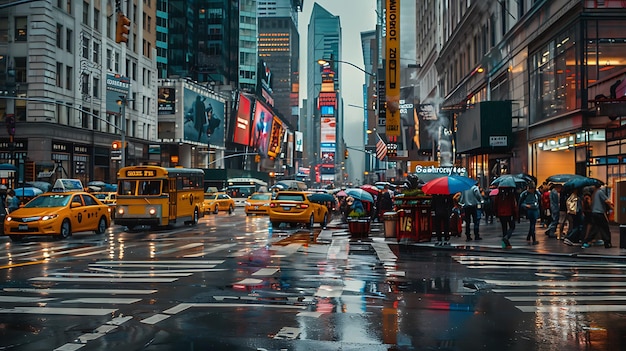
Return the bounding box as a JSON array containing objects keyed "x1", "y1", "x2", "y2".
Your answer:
[{"x1": 452, "y1": 254, "x2": 626, "y2": 313}]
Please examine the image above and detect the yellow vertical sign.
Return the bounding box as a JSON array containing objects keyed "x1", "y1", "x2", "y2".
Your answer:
[{"x1": 385, "y1": 0, "x2": 400, "y2": 137}]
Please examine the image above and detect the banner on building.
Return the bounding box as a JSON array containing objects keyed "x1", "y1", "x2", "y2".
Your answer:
[
  {"x1": 105, "y1": 73, "x2": 130, "y2": 117},
  {"x1": 267, "y1": 116, "x2": 285, "y2": 158},
  {"x1": 182, "y1": 87, "x2": 225, "y2": 147},
  {"x1": 233, "y1": 93, "x2": 253, "y2": 146},
  {"x1": 158, "y1": 87, "x2": 175, "y2": 115},
  {"x1": 385, "y1": 0, "x2": 400, "y2": 136}
]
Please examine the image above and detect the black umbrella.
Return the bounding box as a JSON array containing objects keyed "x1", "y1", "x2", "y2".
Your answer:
[
  {"x1": 545, "y1": 174, "x2": 583, "y2": 184},
  {"x1": 515, "y1": 173, "x2": 537, "y2": 184},
  {"x1": 491, "y1": 175, "x2": 528, "y2": 188},
  {"x1": 563, "y1": 177, "x2": 603, "y2": 191}
]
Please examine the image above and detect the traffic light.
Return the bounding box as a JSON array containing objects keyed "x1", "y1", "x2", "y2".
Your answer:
[
  {"x1": 5, "y1": 114, "x2": 15, "y2": 136},
  {"x1": 115, "y1": 12, "x2": 130, "y2": 44},
  {"x1": 112, "y1": 140, "x2": 122, "y2": 150},
  {"x1": 344, "y1": 150, "x2": 349, "y2": 159}
]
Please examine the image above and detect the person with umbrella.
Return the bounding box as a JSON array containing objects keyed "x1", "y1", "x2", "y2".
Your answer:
[
  {"x1": 582, "y1": 183, "x2": 614, "y2": 249},
  {"x1": 432, "y1": 194, "x2": 454, "y2": 245},
  {"x1": 459, "y1": 182, "x2": 483, "y2": 241},
  {"x1": 545, "y1": 183, "x2": 562, "y2": 238},
  {"x1": 6, "y1": 189, "x2": 19, "y2": 213},
  {"x1": 494, "y1": 185, "x2": 519, "y2": 249},
  {"x1": 518, "y1": 182, "x2": 541, "y2": 245}
]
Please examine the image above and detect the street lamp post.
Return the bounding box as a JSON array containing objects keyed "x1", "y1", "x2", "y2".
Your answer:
[{"x1": 116, "y1": 95, "x2": 134, "y2": 169}]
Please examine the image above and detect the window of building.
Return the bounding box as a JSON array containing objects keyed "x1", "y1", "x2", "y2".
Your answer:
[
  {"x1": 15, "y1": 16, "x2": 27, "y2": 42},
  {"x1": 81, "y1": 73, "x2": 89, "y2": 95},
  {"x1": 66, "y1": 66, "x2": 73, "y2": 91},
  {"x1": 92, "y1": 111, "x2": 100, "y2": 131},
  {"x1": 94, "y1": 8, "x2": 100, "y2": 32},
  {"x1": 56, "y1": 24, "x2": 63, "y2": 48},
  {"x1": 92, "y1": 77, "x2": 99, "y2": 98},
  {"x1": 82, "y1": 1, "x2": 89, "y2": 24},
  {"x1": 14, "y1": 57, "x2": 26, "y2": 83},
  {"x1": 93, "y1": 41, "x2": 100, "y2": 64},
  {"x1": 56, "y1": 62, "x2": 63, "y2": 87},
  {"x1": 82, "y1": 37, "x2": 90, "y2": 59},
  {"x1": 66, "y1": 28, "x2": 73, "y2": 53},
  {"x1": 106, "y1": 49, "x2": 112, "y2": 70},
  {"x1": 66, "y1": 0, "x2": 71, "y2": 14}
]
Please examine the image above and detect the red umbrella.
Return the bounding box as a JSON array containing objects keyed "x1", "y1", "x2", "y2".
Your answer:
[
  {"x1": 360, "y1": 184, "x2": 381, "y2": 196},
  {"x1": 421, "y1": 175, "x2": 476, "y2": 195}
]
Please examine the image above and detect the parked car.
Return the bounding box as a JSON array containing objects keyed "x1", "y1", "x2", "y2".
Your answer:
[
  {"x1": 92, "y1": 192, "x2": 117, "y2": 219},
  {"x1": 4, "y1": 189, "x2": 111, "y2": 242},
  {"x1": 268, "y1": 191, "x2": 329, "y2": 228},
  {"x1": 244, "y1": 192, "x2": 272, "y2": 216},
  {"x1": 203, "y1": 192, "x2": 235, "y2": 214}
]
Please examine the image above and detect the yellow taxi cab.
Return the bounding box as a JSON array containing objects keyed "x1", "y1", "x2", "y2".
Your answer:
[
  {"x1": 203, "y1": 192, "x2": 235, "y2": 214},
  {"x1": 92, "y1": 192, "x2": 117, "y2": 219},
  {"x1": 268, "y1": 191, "x2": 329, "y2": 228},
  {"x1": 244, "y1": 192, "x2": 272, "y2": 216},
  {"x1": 4, "y1": 179, "x2": 111, "y2": 242}
]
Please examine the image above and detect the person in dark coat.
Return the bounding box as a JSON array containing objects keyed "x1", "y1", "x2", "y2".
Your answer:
[
  {"x1": 432, "y1": 194, "x2": 454, "y2": 245},
  {"x1": 494, "y1": 186, "x2": 518, "y2": 249}
]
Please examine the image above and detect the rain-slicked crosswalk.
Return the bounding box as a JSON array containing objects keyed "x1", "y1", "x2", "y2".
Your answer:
[{"x1": 453, "y1": 254, "x2": 626, "y2": 313}]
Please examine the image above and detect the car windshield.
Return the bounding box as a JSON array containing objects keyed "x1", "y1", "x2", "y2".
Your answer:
[
  {"x1": 24, "y1": 194, "x2": 71, "y2": 208},
  {"x1": 93, "y1": 194, "x2": 107, "y2": 200},
  {"x1": 204, "y1": 194, "x2": 218, "y2": 200},
  {"x1": 251, "y1": 193, "x2": 271, "y2": 200}
]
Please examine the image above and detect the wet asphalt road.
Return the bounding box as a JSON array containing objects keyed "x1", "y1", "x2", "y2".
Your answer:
[{"x1": 1, "y1": 212, "x2": 626, "y2": 350}]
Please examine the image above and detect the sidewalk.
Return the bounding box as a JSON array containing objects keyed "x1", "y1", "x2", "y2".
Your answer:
[{"x1": 326, "y1": 218, "x2": 626, "y2": 261}]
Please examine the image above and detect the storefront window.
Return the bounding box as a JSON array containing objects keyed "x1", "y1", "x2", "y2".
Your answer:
[
  {"x1": 529, "y1": 25, "x2": 579, "y2": 123},
  {"x1": 586, "y1": 20, "x2": 626, "y2": 98}
]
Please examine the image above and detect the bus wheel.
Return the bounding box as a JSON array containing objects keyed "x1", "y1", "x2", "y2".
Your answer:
[{"x1": 59, "y1": 220, "x2": 72, "y2": 239}]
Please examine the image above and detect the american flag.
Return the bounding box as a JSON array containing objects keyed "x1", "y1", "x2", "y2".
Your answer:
[{"x1": 375, "y1": 133, "x2": 387, "y2": 160}]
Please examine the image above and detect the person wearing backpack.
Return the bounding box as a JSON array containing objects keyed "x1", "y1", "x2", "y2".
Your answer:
[
  {"x1": 582, "y1": 184, "x2": 613, "y2": 249},
  {"x1": 563, "y1": 188, "x2": 583, "y2": 246}
]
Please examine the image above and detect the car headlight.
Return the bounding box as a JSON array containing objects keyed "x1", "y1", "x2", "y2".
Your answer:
[
  {"x1": 148, "y1": 207, "x2": 157, "y2": 215},
  {"x1": 244, "y1": 202, "x2": 251, "y2": 206},
  {"x1": 5, "y1": 216, "x2": 12, "y2": 222},
  {"x1": 117, "y1": 208, "x2": 125, "y2": 215},
  {"x1": 40, "y1": 214, "x2": 58, "y2": 221}
]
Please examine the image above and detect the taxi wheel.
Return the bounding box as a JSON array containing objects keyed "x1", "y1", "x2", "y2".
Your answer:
[
  {"x1": 321, "y1": 213, "x2": 328, "y2": 228},
  {"x1": 191, "y1": 208, "x2": 199, "y2": 225},
  {"x1": 59, "y1": 220, "x2": 72, "y2": 239},
  {"x1": 228, "y1": 206, "x2": 234, "y2": 214},
  {"x1": 9, "y1": 235, "x2": 23, "y2": 242},
  {"x1": 307, "y1": 214, "x2": 314, "y2": 229},
  {"x1": 213, "y1": 207, "x2": 219, "y2": 214},
  {"x1": 95, "y1": 217, "x2": 108, "y2": 234}
]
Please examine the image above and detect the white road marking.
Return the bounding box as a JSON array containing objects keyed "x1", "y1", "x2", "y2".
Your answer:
[
  {"x1": 484, "y1": 279, "x2": 626, "y2": 287},
  {"x1": 0, "y1": 307, "x2": 117, "y2": 316},
  {"x1": 3, "y1": 288, "x2": 157, "y2": 294},
  {"x1": 49, "y1": 272, "x2": 192, "y2": 278},
  {"x1": 92, "y1": 260, "x2": 224, "y2": 264},
  {"x1": 506, "y1": 295, "x2": 626, "y2": 302},
  {"x1": 156, "y1": 243, "x2": 205, "y2": 255},
  {"x1": 141, "y1": 313, "x2": 170, "y2": 325},
  {"x1": 371, "y1": 242, "x2": 397, "y2": 262},
  {"x1": 327, "y1": 239, "x2": 349, "y2": 260},
  {"x1": 183, "y1": 243, "x2": 237, "y2": 257},
  {"x1": 297, "y1": 311, "x2": 323, "y2": 318},
  {"x1": 54, "y1": 343, "x2": 85, "y2": 351},
  {"x1": 163, "y1": 304, "x2": 193, "y2": 315},
  {"x1": 29, "y1": 276, "x2": 177, "y2": 283},
  {"x1": 493, "y1": 287, "x2": 626, "y2": 294},
  {"x1": 0, "y1": 296, "x2": 55, "y2": 303},
  {"x1": 275, "y1": 243, "x2": 302, "y2": 256},
  {"x1": 343, "y1": 279, "x2": 366, "y2": 293},
  {"x1": 315, "y1": 285, "x2": 343, "y2": 298},
  {"x1": 61, "y1": 298, "x2": 141, "y2": 304},
  {"x1": 252, "y1": 268, "x2": 279, "y2": 276},
  {"x1": 235, "y1": 278, "x2": 264, "y2": 285},
  {"x1": 517, "y1": 305, "x2": 626, "y2": 313},
  {"x1": 88, "y1": 267, "x2": 224, "y2": 274},
  {"x1": 273, "y1": 326, "x2": 300, "y2": 340}
]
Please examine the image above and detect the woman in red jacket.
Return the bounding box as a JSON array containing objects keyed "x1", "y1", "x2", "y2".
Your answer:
[{"x1": 494, "y1": 186, "x2": 519, "y2": 249}]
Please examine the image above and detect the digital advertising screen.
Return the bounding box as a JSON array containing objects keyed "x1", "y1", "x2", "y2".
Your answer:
[
  {"x1": 251, "y1": 100, "x2": 274, "y2": 156},
  {"x1": 320, "y1": 117, "x2": 336, "y2": 144},
  {"x1": 158, "y1": 87, "x2": 175, "y2": 115},
  {"x1": 267, "y1": 116, "x2": 285, "y2": 158},
  {"x1": 233, "y1": 93, "x2": 253, "y2": 146},
  {"x1": 183, "y1": 88, "x2": 225, "y2": 147}
]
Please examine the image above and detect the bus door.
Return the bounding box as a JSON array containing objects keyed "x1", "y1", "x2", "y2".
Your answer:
[{"x1": 168, "y1": 177, "x2": 177, "y2": 222}]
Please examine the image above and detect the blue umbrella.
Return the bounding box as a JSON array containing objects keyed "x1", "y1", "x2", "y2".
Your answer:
[
  {"x1": 345, "y1": 188, "x2": 375, "y2": 203},
  {"x1": 563, "y1": 177, "x2": 603, "y2": 191},
  {"x1": 545, "y1": 174, "x2": 582, "y2": 184},
  {"x1": 14, "y1": 187, "x2": 43, "y2": 198},
  {"x1": 491, "y1": 175, "x2": 528, "y2": 188},
  {"x1": 0, "y1": 163, "x2": 16, "y2": 171}
]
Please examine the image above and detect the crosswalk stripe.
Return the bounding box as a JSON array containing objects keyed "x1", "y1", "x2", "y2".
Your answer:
[
  {"x1": 183, "y1": 243, "x2": 237, "y2": 258},
  {"x1": 484, "y1": 279, "x2": 626, "y2": 287},
  {"x1": 30, "y1": 276, "x2": 177, "y2": 283},
  {"x1": 0, "y1": 296, "x2": 55, "y2": 303},
  {"x1": 506, "y1": 295, "x2": 626, "y2": 302},
  {"x1": 3, "y1": 288, "x2": 157, "y2": 294},
  {"x1": 492, "y1": 288, "x2": 626, "y2": 294},
  {"x1": 60, "y1": 298, "x2": 141, "y2": 304},
  {"x1": 0, "y1": 306, "x2": 117, "y2": 316},
  {"x1": 327, "y1": 239, "x2": 349, "y2": 260},
  {"x1": 518, "y1": 305, "x2": 626, "y2": 313},
  {"x1": 48, "y1": 272, "x2": 192, "y2": 277}
]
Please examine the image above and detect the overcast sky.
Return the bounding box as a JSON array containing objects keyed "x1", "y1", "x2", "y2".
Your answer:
[{"x1": 298, "y1": 0, "x2": 377, "y2": 183}]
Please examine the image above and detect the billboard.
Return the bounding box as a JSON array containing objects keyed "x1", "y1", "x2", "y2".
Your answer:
[
  {"x1": 183, "y1": 88, "x2": 225, "y2": 147},
  {"x1": 158, "y1": 87, "x2": 175, "y2": 115},
  {"x1": 267, "y1": 116, "x2": 285, "y2": 158},
  {"x1": 233, "y1": 93, "x2": 253, "y2": 146},
  {"x1": 295, "y1": 131, "x2": 303, "y2": 152},
  {"x1": 385, "y1": 0, "x2": 400, "y2": 136},
  {"x1": 105, "y1": 73, "x2": 130, "y2": 117},
  {"x1": 251, "y1": 100, "x2": 274, "y2": 156},
  {"x1": 320, "y1": 117, "x2": 336, "y2": 144}
]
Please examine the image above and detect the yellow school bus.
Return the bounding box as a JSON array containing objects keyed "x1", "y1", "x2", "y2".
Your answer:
[{"x1": 114, "y1": 166, "x2": 205, "y2": 229}]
